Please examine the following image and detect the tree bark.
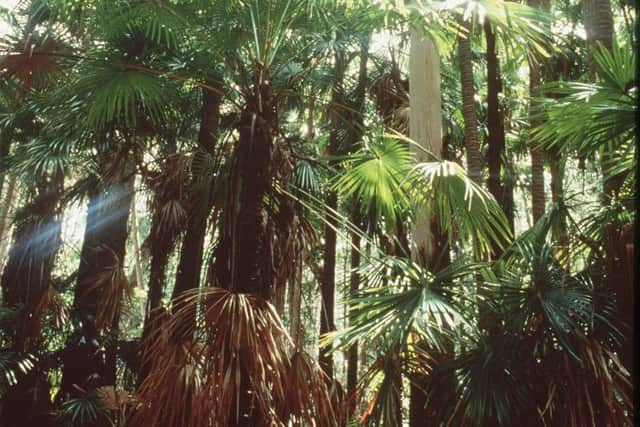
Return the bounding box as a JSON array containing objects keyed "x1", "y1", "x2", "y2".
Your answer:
[
  {"x1": 60, "y1": 142, "x2": 134, "y2": 400},
  {"x1": 527, "y1": 0, "x2": 547, "y2": 224},
  {"x1": 1, "y1": 172, "x2": 63, "y2": 350},
  {"x1": 319, "y1": 39, "x2": 348, "y2": 380},
  {"x1": 583, "y1": 0, "x2": 633, "y2": 383},
  {"x1": 409, "y1": 29, "x2": 452, "y2": 427},
  {"x1": 457, "y1": 17, "x2": 482, "y2": 183},
  {"x1": 0, "y1": 174, "x2": 18, "y2": 266},
  {"x1": 484, "y1": 20, "x2": 513, "y2": 233},
  {"x1": 172, "y1": 82, "x2": 221, "y2": 300},
  {"x1": 129, "y1": 189, "x2": 144, "y2": 289}
]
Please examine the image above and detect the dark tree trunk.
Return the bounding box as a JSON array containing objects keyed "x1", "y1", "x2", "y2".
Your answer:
[
  {"x1": 0, "y1": 134, "x2": 11, "y2": 197},
  {"x1": 1, "y1": 174, "x2": 63, "y2": 348},
  {"x1": 60, "y1": 142, "x2": 134, "y2": 399},
  {"x1": 484, "y1": 20, "x2": 511, "y2": 233},
  {"x1": 210, "y1": 64, "x2": 277, "y2": 426},
  {"x1": 320, "y1": 191, "x2": 338, "y2": 379},
  {"x1": 138, "y1": 151, "x2": 187, "y2": 383},
  {"x1": 172, "y1": 83, "x2": 221, "y2": 300},
  {"x1": 346, "y1": 35, "x2": 370, "y2": 407},
  {"x1": 584, "y1": 0, "x2": 633, "y2": 383},
  {"x1": 458, "y1": 17, "x2": 482, "y2": 183},
  {"x1": 346, "y1": 219, "x2": 361, "y2": 400},
  {"x1": 0, "y1": 172, "x2": 63, "y2": 427},
  {"x1": 319, "y1": 42, "x2": 347, "y2": 379}
]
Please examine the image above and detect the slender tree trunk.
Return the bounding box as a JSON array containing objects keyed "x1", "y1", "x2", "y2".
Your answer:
[
  {"x1": 458, "y1": 18, "x2": 482, "y2": 183},
  {"x1": 319, "y1": 42, "x2": 347, "y2": 379},
  {"x1": 528, "y1": 0, "x2": 547, "y2": 224},
  {"x1": 409, "y1": 29, "x2": 452, "y2": 427},
  {"x1": 0, "y1": 135, "x2": 10, "y2": 198},
  {"x1": 0, "y1": 174, "x2": 18, "y2": 265},
  {"x1": 172, "y1": 82, "x2": 221, "y2": 300},
  {"x1": 129, "y1": 189, "x2": 144, "y2": 289},
  {"x1": 289, "y1": 261, "x2": 303, "y2": 348},
  {"x1": 346, "y1": 220, "x2": 360, "y2": 397},
  {"x1": 484, "y1": 20, "x2": 513, "y2": 233},
  {"x1": 346, "y1": 35, "x2": 370, "y2": 407}
]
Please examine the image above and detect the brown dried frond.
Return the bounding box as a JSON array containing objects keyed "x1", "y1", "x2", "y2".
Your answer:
[
  {"x1": 357, "y1": 350, "x2": 403, "y2": 426},
  {"x1": 370, "y1": 73, "x2": 409, "y2": 131},
  {"x1": 144, "y1": 154, "x2": 189, "y2": 247},
  {"x1": 130, "y1": 288, "x2": 339, "y2": 427},
  {"x1": 0, "y1": 33, "x2": 63, "y2": 91},
  {"x1": 26, "y1": 285, "x2": 69, "y2": 334},
  {"x1": 78, "y1": 246, "x2": 132, "y2": 331},
  {"x1": 530, "y1": 334, "x2": 632, "y2": 427},
  {"x1": 14, "y1": 284, "x2": 69, "y2": 350},
  {"x1": 282, "y1": 351, "x2": 340, "y2": 426}
]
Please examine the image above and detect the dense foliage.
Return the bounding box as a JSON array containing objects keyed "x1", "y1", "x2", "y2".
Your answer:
[{"x1": 0, "y1": 0, "x2": 635, "y2": 426}]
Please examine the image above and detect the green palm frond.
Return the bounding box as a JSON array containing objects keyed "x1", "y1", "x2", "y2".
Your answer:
[
  {"x1": 294, "y1": 159, "x2": 322, "y2": 195},
  {"x1": 410, "y1": 158, "x2": 512, "y2": 257},
  {"x1": 333, "y1": 137, "x2": 412, "y2": 227},
  {"x1": 327, "y1": 256, "x2": 477, "y2": 353},
  {"x1": 75, "y1": 62, "x2": 170, "y2": 131},
  {"x1": 534, "y1": 43, "x2": 637, "y2": 178},
  {"x1": 0, "y1": 350, "x2": 36, "y2": 397},
  {"x1": 94, "y1": 0, "x2": 188, "y2": 49},
  {"x1": 57, "y1": 388, "x2": 114, "y2": 427},
  {"x1": 451, "y1": 334, "x2": 529, "y2": 427},
  {"x1": 5, "y1": 136, "x2": 77, "y2": 178}
]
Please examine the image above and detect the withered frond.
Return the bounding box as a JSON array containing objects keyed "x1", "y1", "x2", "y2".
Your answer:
[
  {"x1": 282, "y1": 351, "x2": 341, "y2": 426},
  {"x1": 77, "y1": 246, "x2": 132, "y2": 332},
  {"x1": 131, "y1": 288, "x2": 340, "y2": 427},
  {"x1": 0, "y1": 32, "x2": 63, "y2": 91}
]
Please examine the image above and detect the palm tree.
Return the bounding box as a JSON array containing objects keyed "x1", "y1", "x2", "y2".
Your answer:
[
  {"x1": 457, "y1": 16, "x2": 482, "y2": 184},
  {"x1": 534, "y1": 41, "x2": 636, "y2": 384},
  {"x1": 484, "y1": 19, "x2": 512, "y2": 236}
]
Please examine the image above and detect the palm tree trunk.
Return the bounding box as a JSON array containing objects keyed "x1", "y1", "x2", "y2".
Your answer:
[
  {"x1": 583, "y1": 0, "x2": 632, "y2": 383},
  {"x1": 346, "y1": 220, "x2": 361, "y2": 399},
  {"x1": 527, "y1": 0, "x2": 548, "y2": 224},
  {"x1": 0, "y1": 134, "x2": 11, "y2": 199},
  {"x1": 345, "y1": 34, "x2": 370, "y2": 408},
  {"x1": 319, "y1": 42, "x2": 347, "y2": 380},
  {"x1": 129, "y1": 189, "x2": 144, "y2": 289},
  {"x1": 0, "y1": 174, "x2": 18, "y2": 266},
  {"x1": 289, "y1": 260, "x2": 303, "y2": 348},
  {"x1": 1, "y1": 172, "x2": 63, "y2": 349},
  {"x1": 409, "y1": 29, "x2": 452, "y2": 427},
  {"x1": 484, "y1": 20, "x2": 512, "y2": 233},
  {"x1": 457, "y1": 18, "x2": 482, "y2": 183},
  {"x1": 60, "y1": 143, "x2": 134, "y2": 399},
  {"x1": 172, "y1": 83, "x2": 221, "y2": 301},
  {"x1": 1, "y1": 171, "x2": 63, "y2": 427}
]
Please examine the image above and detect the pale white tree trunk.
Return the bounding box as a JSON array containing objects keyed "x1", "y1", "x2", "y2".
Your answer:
[
  {"x1": 0, "y1": 175, "x2": 18, "y2": 266},
  {"x1": 409, "y1": 29, "x2": 443, "y2": 260},
  {"x1": 129, "y1": 186, "x2": 144, "y2": 289}
]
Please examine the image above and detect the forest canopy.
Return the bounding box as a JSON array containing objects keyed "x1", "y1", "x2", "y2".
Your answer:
[{"x1": 0, "y1": 0, "x2": 635, "y2": 426}]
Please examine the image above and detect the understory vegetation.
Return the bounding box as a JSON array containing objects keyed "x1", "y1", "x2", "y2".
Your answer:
[{"x1": 0, "y1": 0, "x2": 635, "y2": 426}]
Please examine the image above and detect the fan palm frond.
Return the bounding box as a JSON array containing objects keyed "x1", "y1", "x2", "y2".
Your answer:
[
  {"x1": 534, "y1": 42, "x2": 637, "y2": 179},
  {"x1": 410, "y1": 157, "x2": 512, "y2": 257},
  {"x1": 333, "y1": 136, "x2": 412, "y2": 227},
  {"x1": 328, "y1": 256, "x2": 477, "y2": 353}
]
